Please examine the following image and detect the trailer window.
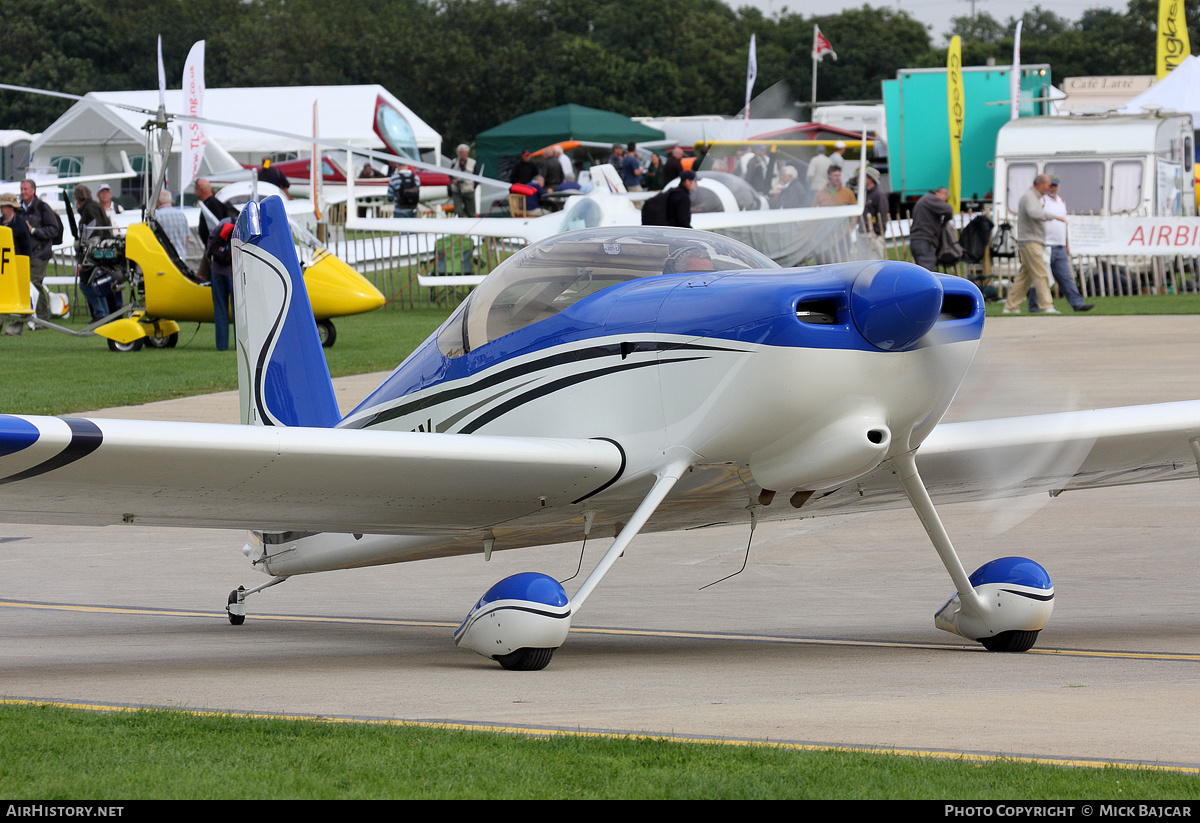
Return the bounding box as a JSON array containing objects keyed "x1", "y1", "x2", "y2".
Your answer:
[
  {"x1": 1045, "y1": 162, "x2": 1103, "y2": 214},
  {"x1": 1110, "y1": 161, "x2": 1144, "y2": 214},
  {"x1": 1006, "y1": 164, "x2": 1037, "y2": 214}
]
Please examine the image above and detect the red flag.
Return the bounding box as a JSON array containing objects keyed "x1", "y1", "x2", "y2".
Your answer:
[{"x1": 813, "y1": 26, "x2": 837, "y2": 62}]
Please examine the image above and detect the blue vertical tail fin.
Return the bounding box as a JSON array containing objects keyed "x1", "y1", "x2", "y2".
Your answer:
[{"x1": 232, "y1": 196, "x2": 340, "y2": 428}]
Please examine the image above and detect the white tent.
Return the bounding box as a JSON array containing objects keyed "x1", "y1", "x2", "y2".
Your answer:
[
  {"x1": 30, "y1": 84, "x2": 442, "y2": 190},
  {"x1": 1118, "y1": 56, "x2": 1200, "y2": 122}
]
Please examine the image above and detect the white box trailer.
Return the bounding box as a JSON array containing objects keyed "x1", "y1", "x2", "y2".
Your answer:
[{"x1": 992, "y1": 112, "x2": 1196, "y2": 225}]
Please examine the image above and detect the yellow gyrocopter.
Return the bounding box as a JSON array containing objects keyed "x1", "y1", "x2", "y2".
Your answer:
[{"x1": 0, "y1": 84, "x2": 385, "y2": 352}]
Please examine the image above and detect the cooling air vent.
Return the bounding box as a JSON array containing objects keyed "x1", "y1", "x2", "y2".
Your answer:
[
  {"x1": 939, "y1": 293, "x2": 975, "y2": 321},
  {"x1": 796, "y1": 299, "x2": 839, "y2": 325}
]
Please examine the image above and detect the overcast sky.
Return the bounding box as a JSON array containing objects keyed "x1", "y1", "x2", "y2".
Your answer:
[{"x1": 730, "y1": 0, "x2": 1126, "y2": 44}]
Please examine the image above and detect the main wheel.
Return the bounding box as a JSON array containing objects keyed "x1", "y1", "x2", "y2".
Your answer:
[
  {"x1": 980, "y1": 630, "x2": 1039, "y2": 653},
  {"x1": 495, "y1": 647, "x2": 555, "y2": 671},
  {"x1": 144, "y1": 330, "x2": 179, "y2": 349},
  {"x1": 227, "y1": 589, "x2": 245, "y2": 626},
  {"x1": 316, "y1": 319, "x2": 336, "y2": 348},
  {"x1": 107, "y1": 337, "x2": 144, "y2": 353}
]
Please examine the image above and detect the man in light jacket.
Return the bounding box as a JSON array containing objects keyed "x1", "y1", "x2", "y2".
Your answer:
[{"x1": 1003, "y1": 173, "x2": 1066, "y2": 315}]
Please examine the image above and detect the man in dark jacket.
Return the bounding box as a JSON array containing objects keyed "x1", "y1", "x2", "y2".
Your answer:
[
  {"x1": 194, "y1": 178, "x2": 233, "y2": 247},
  {"x1": 666, "y1": 170, "x2": 698, "y2": 227},
  {"x1": 642, "y1": 170, "x2": 699, "y2": 229},
  {"x1": 18, "y1": 179, "x2": 62, "y2": 326},
  {"x1": 206, "y1": 219, "x2": 236, "y2": 351},
  {"x1": 909, "y1": 186, "x2": 953, "y2": 271}
]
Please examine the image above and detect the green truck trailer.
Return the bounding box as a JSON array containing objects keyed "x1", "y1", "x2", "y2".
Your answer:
[{"x1": 882, "y1": 64, "x2": 1053, "y2": 209}]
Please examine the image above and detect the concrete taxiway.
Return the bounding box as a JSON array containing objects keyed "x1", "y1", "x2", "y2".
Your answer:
[{"x1": 1, "y1": 315, "x2": 1198, "y2": 769}]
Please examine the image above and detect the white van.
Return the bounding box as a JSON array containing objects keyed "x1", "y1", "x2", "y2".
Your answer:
[{"x1": 992, "y1": 112, "x2": 1196, "y2": 222}]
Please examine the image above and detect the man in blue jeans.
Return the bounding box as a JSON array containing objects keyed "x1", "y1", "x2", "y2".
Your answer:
[
  {"x1": 1028, "y1": 176, "x2": 1094, "y2": 313},
  {"x1": 206, "y1": 219, "x2": 236, "y2": 351}
]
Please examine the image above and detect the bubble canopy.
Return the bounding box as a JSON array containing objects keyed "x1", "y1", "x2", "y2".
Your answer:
[{"x1": 436, "y1": 228, "x2": 780, "y2": 357}]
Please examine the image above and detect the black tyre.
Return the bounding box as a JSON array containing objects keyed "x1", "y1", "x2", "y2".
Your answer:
[
  {"x1": 495, "y1": 647, "x2": 555, "y2": 671},
  {"x1": 316, "y1": 319, "x2": 336, "y2": 348},
  {"x1": 107, "y1": 337, "x2": 144, "y2": 353},
  {"x1": 979, "y1": 630, "x2": 1038, "y2": 653},
  {"x1": 227, "y1": 589, "x2": 246, "y2": 626},
  {"x1": 144, "y1": 331, "x2": 179, "y2": 349}
]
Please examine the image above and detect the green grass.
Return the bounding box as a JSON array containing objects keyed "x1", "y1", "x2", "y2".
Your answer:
[
  {"x1": 0, "y1": 307, "x2": 452, "y2": 416},
  {"x1": 0, "y1": 703, "x2": 1195, "y2": 799},
  {"x1": 984, "y1": 293, "x2": 1200, "y2": 316}
]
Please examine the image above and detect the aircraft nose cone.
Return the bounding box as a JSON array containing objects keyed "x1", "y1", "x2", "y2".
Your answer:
[{"x1": 849, "y1": 262, "x2": 943, "y2": 351}]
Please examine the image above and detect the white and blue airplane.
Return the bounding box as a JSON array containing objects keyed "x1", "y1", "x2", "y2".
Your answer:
[{"x1": 2, "y1": 196, "x2": 1199, "y2": 670}]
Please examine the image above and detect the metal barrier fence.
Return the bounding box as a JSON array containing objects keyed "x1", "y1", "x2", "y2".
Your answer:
[{"x1": 874, "y1": 212, "x2": 1200, "y2": 300}]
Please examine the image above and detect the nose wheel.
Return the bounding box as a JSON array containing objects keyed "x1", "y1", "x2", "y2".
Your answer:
[{"x1": 224, "y1": 576, "x2": 287, "y2": 625}]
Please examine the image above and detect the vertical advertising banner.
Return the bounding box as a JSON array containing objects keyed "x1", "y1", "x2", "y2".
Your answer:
[
  {"x1": 181, "y1": 40, "x2": 206, "y2": 192},
  {"x1": 947, "y1": 36, "x2": 963, "y2": 214},
  {"x1": 1158, "y1": 0, "x2": 1191, "y2": 79}
]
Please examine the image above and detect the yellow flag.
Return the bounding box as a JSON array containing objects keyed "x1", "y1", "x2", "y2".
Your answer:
[
  {"x1": 1158, "y1": 0, "x2": 1190, "y2": 79},
  {"x1": 947, "y1": 36, "x2": 963, "y2": 214}
]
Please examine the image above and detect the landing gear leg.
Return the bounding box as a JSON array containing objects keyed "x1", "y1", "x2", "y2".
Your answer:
[
  {"x1": 895, "y1": 452, "x2": 1054, "y2": 651},
  {"x1": 225, "y1": 575, "x2": 288, "y2": 625}
]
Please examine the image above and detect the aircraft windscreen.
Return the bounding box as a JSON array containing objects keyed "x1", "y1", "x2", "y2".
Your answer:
[
  {"x1": 374, "y1": 100, "x2": 420, "y2": 161},
  {"x1": 559, "y1": 197, "x2": 603, "y2": 231},
  {"x1": 436, "y1": 228, "x2": 778, "y2": 356}
]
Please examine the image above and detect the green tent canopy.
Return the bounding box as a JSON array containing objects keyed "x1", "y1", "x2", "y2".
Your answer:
[{"x1": 475, "y1": 104, "x2": 665, "y2": 182}]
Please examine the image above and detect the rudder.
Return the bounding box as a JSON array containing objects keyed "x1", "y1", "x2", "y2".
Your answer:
[{"x1": 232, "y1": 197, "x2": 340, "y2": 428}]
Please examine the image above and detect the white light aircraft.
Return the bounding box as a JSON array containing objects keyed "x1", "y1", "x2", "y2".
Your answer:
[{"x1": 2, "y1": 195, "x2": 1199, "y2": 670}]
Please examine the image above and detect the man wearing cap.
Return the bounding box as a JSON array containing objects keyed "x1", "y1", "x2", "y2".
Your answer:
[
  {"x1": 1004, "y1": 173, "x2": 1066, "y2": 315},
  {"x1": 0, "y1": 193, "x2": 32, "y2": 257},
  {"x1": 0, "y1": 193, "x2": 32, "y2": 335},
  {"x1": 642, "y1": 170, "x2": 698, "y2": 228},
  {"x1": 860, "y1": 167, "x2": 889, "y2": 258},
  {"x1": 1028, "y1": 175, "x2": 1093, "y2": 313},
  {"x1": 97, "y1": 183, "x2": 124, "y2": 227},
  {"x1": 257, "y1": 157, "x2": 291, "y2": 198},
  {"x1": 829, "y1": 140, "x2": 847, "y2": 172}
]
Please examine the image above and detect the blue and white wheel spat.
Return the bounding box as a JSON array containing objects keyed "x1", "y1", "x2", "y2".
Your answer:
[
  {"x1": 934, "y1": 556, "x2": 1054, "y2": 650},
  {"x1": 455, "y1": 572, "x2": 571, "y2": 667}
]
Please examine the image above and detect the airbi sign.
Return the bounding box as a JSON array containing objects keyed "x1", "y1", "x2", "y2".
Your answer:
[{"x1": 1070, "y1": 216, "x2": 1200, "y2": 256}]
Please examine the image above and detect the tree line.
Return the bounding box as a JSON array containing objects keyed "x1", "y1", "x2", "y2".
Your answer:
[{"x1": 0, "y1": 0, "x2": 1192, "y2": 153}]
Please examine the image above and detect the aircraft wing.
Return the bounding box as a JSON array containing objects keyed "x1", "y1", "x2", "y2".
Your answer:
[
  {"x1": 795, "y1": 401, "x2": 1200, "y2": 519},
  {"x1": 690, "y1": 202, "x2": 862, "y2": 231},
  {"x1": 346, "y1": 213, "x2": 563, "y2": 242},
  {"x1": 0, "y1": 415, "x2": 623, "y2": 534}
]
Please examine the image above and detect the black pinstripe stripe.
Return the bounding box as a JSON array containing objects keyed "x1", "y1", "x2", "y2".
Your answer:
[
  {"x1": 344, "y1": 340, "x2": 748, "y2": 430},
  {"x1": 0, "y1": 418, "x2": 103, "y2": 484}
]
